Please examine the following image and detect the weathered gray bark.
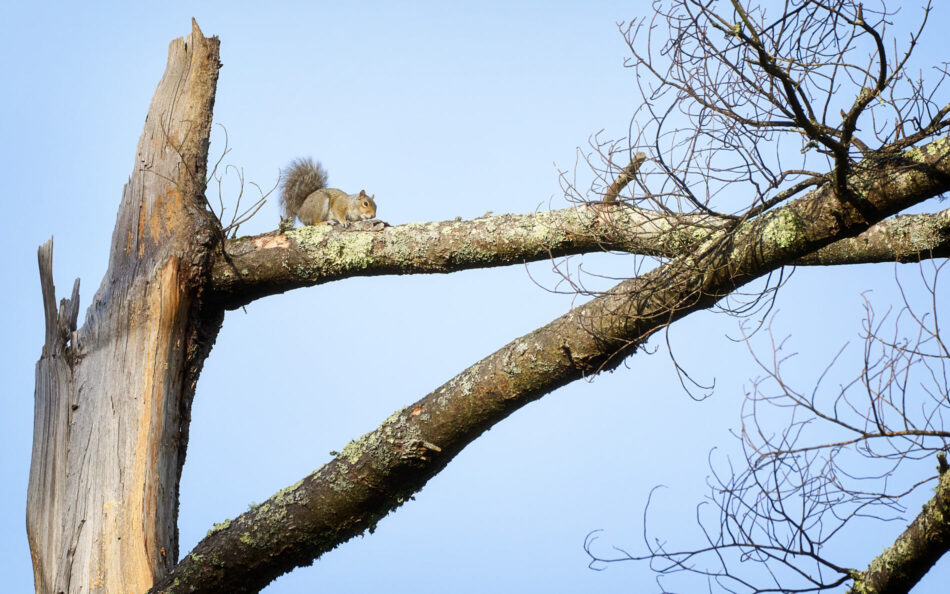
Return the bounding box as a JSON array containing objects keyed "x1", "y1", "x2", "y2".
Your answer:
[{"x1": 27, "y1": 21, "x2": 221, "y2": 593}]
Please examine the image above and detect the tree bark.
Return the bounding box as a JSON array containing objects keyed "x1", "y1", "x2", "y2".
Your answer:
[
  {"x1": 27, "y1": 21, "x2": 221, "y2": 593},
  {"x1": 209, "y1": 207, "x2": 729, "y2": 308},
  {"x1": 210, "y1": 206, "x2": 950, "y2": 310},
  {"x1": 847, "y1": 467, "x2": 950, "y2": 594}
]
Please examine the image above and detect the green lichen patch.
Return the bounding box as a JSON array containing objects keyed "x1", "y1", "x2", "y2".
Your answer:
[
  {"x1": 323, "y1": 232, "x2": 377, "y2": 270},
  {"x1": 287, "y1": 224, "x2": 333, "y2": 250},
  {"x1": 206, "y1": 519, "x2": 232, "y2": 537},
  {"x1": 761, "y1": 208, "x2": 804, "y2": 251},
  {"x1": 907, "y1": 135, "x2": 950, "y2": 163}
]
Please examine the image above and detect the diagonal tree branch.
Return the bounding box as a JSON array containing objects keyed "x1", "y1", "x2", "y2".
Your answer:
[
  {"x1": 152, "y1": 137, "x2": 950, "y2": 593},
  {"x1": 847, "y1": 466, "x2": 950, "y2": 594}
]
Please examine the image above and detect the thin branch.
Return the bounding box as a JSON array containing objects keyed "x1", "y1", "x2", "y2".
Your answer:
[{"x1": 604, "y1": 152, "x2": 648, "y2": 203}]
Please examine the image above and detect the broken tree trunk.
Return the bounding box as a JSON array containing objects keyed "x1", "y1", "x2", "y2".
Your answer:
[{"x1": 27, "y1": 21, "x2": 222, "y2": 593}]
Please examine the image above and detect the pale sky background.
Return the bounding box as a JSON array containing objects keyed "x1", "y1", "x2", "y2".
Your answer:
[{"x1": 2, "y1": 1, "x2": 949, "y2": 592}]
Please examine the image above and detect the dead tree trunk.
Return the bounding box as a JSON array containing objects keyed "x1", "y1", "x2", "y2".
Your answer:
[
  {"x1": 25, "y1": 17, "x2": 950, "y2": 594},
  {"x1": 27, "y1": 21, "x2": 222, "y2": 593}
]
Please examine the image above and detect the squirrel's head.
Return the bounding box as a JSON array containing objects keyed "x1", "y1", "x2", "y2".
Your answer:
[{"x1": 357, "y1": 189, "x2": 377, "y2": 220}]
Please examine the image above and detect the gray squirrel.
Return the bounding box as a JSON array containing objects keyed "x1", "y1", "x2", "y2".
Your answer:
[{"x1": 279, "y1": 158, "x2": 377, "y2": 226}]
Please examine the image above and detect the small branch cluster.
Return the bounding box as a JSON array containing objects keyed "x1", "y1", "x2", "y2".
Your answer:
[
  {"x1": 206, "y1": 125, "x2": 277, "y2": 238},
  {"x1": 549, "y1": 0, "x2": 950, "y2": 426},
  {"x1": 556, "y1": 0, "x2": 947, "y2": 294},
  {"x1": 587, "y1": 260, "x2": 950, "y2": 593}
]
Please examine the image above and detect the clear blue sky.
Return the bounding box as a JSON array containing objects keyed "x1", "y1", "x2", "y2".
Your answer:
[{"x1": 2, "y1": 2, "x2": 948, "y2": 592}]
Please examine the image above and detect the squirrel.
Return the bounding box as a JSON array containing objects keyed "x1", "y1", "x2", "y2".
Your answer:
[{"x1": 279, "y1": 158, "x2": 377, "y2": 226}]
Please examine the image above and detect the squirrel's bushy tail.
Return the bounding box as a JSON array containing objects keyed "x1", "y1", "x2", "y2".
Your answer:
[{"x1": 280, "y1": 158, "x2": 328, "y2": 221}]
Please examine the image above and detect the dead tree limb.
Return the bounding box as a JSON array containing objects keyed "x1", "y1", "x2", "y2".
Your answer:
[{"x1": 27, "y1": 21, "x2": 222, "y2": 593}]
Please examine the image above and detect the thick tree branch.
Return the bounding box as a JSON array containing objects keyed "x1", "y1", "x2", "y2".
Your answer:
[
  {"x1": 847, "y1": 467, "x2": 950, "y2": 594},
  {"x1": 797, "y1": 208, "x2": 950, "y2": 265},
  {"x1": 211, "y1": 205, "x2": 950, "y2": 310},
  {"x1": 209, "y1": 207, "x2": 728, "y2": 309},
  {"x1": 153, "y1": 138, "x2": 950, "y2": 593}
]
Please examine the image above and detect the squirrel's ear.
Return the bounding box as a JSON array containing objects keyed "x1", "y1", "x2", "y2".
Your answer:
[{"x1": 359, "y1": 189, "x2": 367, "y2": 197}]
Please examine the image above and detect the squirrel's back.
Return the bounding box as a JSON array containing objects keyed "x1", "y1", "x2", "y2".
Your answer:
[{"x1": 279, "y1": 158, "x2": 328, "y2": 222}]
